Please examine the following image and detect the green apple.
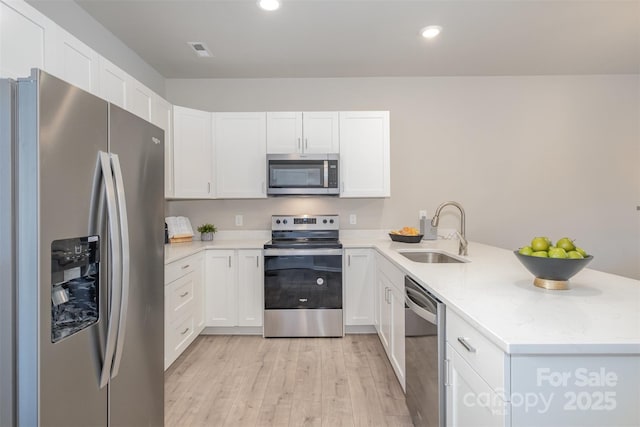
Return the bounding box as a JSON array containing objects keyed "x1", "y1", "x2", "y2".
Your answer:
[
  {"x1": 575, "y1": 247, "x2": 588, "y2": 257},
  {"x1": 531, "y1": 237, "x2": 550, "y2": 252},
  {"x1": 567, "y1": 251, "x2": 584, "y2": 259},
  {"x1": 548, "y1": 247, "x2": 568, "y2": 259},
  {"x1": 531, "y1": 251, "x2": 549, "y2": 258},
  {"x1": 556, "y1": 237, "x2": 576, "y2": 252},
  {"x1": 519, "y1": 246, "x2": 534, "y2": 256}
]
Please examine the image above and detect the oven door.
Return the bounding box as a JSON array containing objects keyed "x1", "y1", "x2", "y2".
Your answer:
[{"x1": 264, "y1": 249, "x2": 342, "y2": 309}]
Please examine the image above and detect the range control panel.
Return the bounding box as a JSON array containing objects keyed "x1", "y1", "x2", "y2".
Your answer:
[{"x1": 271, "y1": 215, "x2": 339, "y2": 231}]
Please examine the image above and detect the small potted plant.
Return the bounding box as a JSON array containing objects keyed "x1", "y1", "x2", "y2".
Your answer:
[{"x1": 197, "y1": 223, "x2": 217, "y2": 241}]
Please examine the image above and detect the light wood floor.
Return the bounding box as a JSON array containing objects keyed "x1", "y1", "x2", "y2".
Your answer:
[{"x1": 165, "y1": 334, "x2": 412, "y2": 427}]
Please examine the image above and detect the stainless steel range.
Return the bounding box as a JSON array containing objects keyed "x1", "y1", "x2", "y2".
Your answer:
[{"x1": 263, "y1": 215, "x2": 343, "y2": 337}]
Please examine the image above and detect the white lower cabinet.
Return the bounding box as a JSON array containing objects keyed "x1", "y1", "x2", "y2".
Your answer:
[
  {"x1": 237, "y1": 250, "x2": 263, "y2": 327},
  {"x1": 446, "y1": 343, "x2": 510, "y2": 427},
  {"x1": 164, "y1": 252, "x2": 205, "y2": 370},
  {"x1": 445, "y1": 308, "x2": 510, "y2": 427},
  {"x1": 205, "y1": 249, "x2": 263, "y2": 328},
  {"x1": 344, "y1": 248, "x2": 375, "y2": 326},
  {"x1": 375, "y1": 252, "x2": 406, "y2": 390}
]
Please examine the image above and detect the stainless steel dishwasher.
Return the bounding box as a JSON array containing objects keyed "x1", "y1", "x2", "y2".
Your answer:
[{"x1": 404, "y1": 275, "x2": 445, "y2": 427}]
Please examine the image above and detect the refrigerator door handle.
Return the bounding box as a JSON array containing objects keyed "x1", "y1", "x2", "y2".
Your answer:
[
  {"x1": 95, "y1": 152, "x2": 123, "y2": 389},
  {"x1": 110, "y1": 153, "x2": 130, "y2": 379}
]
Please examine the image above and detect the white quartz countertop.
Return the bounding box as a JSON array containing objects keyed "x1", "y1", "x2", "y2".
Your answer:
[
  {"x1": 164, "y1": 236, "x2": 640, "y2": 355},
  {"x1": 164, "y1": 239, "x2": 266, "y2": 264},
  {"x1": 345, "y1": 238, "x2": 640, "y2": 355}
]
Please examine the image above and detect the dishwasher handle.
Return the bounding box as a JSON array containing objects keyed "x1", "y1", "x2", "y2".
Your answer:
[{"x1": 405, "y1": 288, "x2": 437, "y2": 325}]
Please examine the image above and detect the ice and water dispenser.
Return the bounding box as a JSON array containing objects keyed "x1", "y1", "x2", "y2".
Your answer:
[{"x1": 51, "y1": 236, "x2": 100, "y2": 342}]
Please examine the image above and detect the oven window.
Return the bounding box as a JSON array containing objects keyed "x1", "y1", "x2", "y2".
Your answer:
[
  {"x1": 269, "y1": 161, "x2": 324, "y2": 188},
  {"x1": 264, "y1": 254, "x2": 342, "y2": 309}
]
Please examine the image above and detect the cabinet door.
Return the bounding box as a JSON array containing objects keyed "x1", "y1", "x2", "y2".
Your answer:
[
  {"x1": 205, "y1": 250, "x2": 237, "y2": 326},
  {"x1": 98, "y1": 57, "x2": 128, "y2": 109},
  {"x1": 339, "y1": 111, "x2": 390, "y2": 198},
  {"x1": 127, "y1": 80, "x2": 152, "y2": 122},
  {"x1": 344, "y1": 249, "x2": 375, "y2": 326},
  {"x1": 47, "y1": 26, "x2": 99, "y2": 95},
  {"x1": 266, "y1": 112, "x2": 302, "y2": 154},
  {"x1": 302, "y1": 111, "x2": 339, "y2": 153},
  {"x1": 214, "y1": 112, "x2": 267, "y2": 198},
  {"x1": 0, "y1": 0, "x2": 52, "y2": 79},
  {"x1": 150, "y1": 97, "x2": 173, "y2": 198},
  {"x1": 191, "y1": 254, "x2": 205, "y2": 333},
  {"x1": 173, "y1": 106, "x2": 214, "y2": 198},
  {"x1": 446, "y1": 343, "x2": 509, "y2": 427},
  {"x1": 377, "y1": 271, "x2": 392, "y2": 353},
  {"x1": 390, "y1": 284, "x2": 406, "y2": 390},
  {"x1": 237, "y1": 250, "x2": 263, "y2": 327}
]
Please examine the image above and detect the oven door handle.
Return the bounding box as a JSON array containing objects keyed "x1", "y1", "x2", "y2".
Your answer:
[{"x1": 263, "y1": 248, "x2": 343, "y2": 257}]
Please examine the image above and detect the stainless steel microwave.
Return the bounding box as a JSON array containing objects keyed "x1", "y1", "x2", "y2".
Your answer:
[{"x1": 266, "y1": 154, "x2": 339, "y2": 196}]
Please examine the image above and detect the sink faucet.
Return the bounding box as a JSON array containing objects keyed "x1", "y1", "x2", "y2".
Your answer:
[{"x1": 431, "y1": 201, "x2": 468, "y2": 256}]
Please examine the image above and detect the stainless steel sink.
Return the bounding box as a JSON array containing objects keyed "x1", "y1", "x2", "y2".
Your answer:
[{"x1": 398, "y1": 250, "x2": 468, "y2": 263}]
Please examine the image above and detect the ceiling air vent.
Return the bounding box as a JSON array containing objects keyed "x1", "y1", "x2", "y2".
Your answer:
[{"x1": 187, "y1": 42, "x2": 212, "y2": 58}]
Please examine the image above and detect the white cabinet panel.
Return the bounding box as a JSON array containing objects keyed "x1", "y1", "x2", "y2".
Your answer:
[
  {"x1": 390, "y1": 284, "x2": 405, "y2": 388},
  {"x1": 49, "y1": 28, "x2": 99, "y2": 95},
  {"x1": 302, "y1": 111, "x2": 339, "y2": 153},
  {"x1": 237, "y1": 250, "x2": 263, "y2": 327},
  {"x1": 214, "y1": 112, "x2": 267, "y2": 199},
  {"x1": 266, "y1": 111, "x2": 302, "y2": 154},
  {"x1": 127, "y1": 80, "x2": 152, "y2": 121},
  {"x1": 172, "y1": 106, "x2": 214, "y2": 198},
  {"x1": 98, "y1": 57, "x2": 127, "y2": 109},
  {"x1": 339, "y1": 111, "x2": 390, "y2": 198},
  {"x1": 446, "y1": 344, "x2": 510, "y2": 427},
  {"x1": 266, "y1": 111, "x2": 338, "y2": 154},
  {"x1": 0, "y1": 0, "x2": 49, "y2": 79},
  {"x1": 205, "y1": 250, "x2": 237, "y2": 327},
  {"x1": 344, "y1": 249, "x2": 375, "y2": 326}
]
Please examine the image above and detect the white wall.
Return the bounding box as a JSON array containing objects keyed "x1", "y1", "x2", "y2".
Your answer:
[
  {"x1": 166, "y1": 75, "x2": 640, "y2": 279},
  {"x1": 26, "y1": 0, "x2": 165, "y2": 95}
]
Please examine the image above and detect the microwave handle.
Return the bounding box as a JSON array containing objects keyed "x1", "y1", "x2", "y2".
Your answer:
[{"x1": 324, "y1": 161, "x2": 328, "y2": 188}]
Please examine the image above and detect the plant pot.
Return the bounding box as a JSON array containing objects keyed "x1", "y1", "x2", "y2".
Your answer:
[{"x1": 201, "y1": 232, "x2": 214, "y2": 241}]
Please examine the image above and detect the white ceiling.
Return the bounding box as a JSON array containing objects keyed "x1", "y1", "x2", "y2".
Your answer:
[{"x1": 75, "y1": 0, "x2": 640, "y2": 79}]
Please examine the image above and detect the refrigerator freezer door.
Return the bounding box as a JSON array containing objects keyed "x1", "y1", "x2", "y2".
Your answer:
[
  {"x1": 16, "y1": 71, "x2": 109, "y2": 426},
  {"x1": 107, "y1": 104, "x2": 164, "y2": 427}
]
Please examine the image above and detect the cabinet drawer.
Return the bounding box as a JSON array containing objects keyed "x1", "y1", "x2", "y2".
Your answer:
[
  {"x1": 167, "y1": 272, "x2": 195, "y2": 322},
  {"x1": 165, "y1": 254, "x2": 199, "y2": 284},
  {"x1": 446, "y1": 308, "x2": 509, "y2": 394},
  {"x1": 375, "y1": 252, "x2": 404, "y2": 290},
  {"x1": 168, "y1": 314, "x2": 195, "y2": 355}
]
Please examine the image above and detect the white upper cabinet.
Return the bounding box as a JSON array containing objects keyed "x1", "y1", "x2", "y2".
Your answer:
[
  {"x1": 214, "y1": 112, "x2": 267, "y2": 199},
  {"x1": 266, "y1": 111, "x2": 339, "y2": 154},
  {"x1": 47, "y1": 26, "x2": 99, "y2": 95},
  {"x1": 172, "y1": 105, "x2": 215, "y2": 199},
  {"x1": 0, "y1": 0, "x2": 53, "y2": 79},
  {"x1": 127, "y1": 79, "x2": 152, "y2": 122},
  {"x1": 266, "y1": 112, "x2": 302, "y2": 153},
  {"x1": 98, "y1": 57, "x2": 128, "y2": 109},
  {"x1": 339, "y1": 111, "x2": 390, "y2": 198},
  {"x1": 150, "y1": 97, "x2": 173, "y2": 198}
]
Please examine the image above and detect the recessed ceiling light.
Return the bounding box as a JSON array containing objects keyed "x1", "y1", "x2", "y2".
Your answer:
[
  {"x1": 420, "y1": 25, "x2": 442, "y2": 39},
  {"x1": 258, "y1": 0, "x2": 280, "y2": 11}
]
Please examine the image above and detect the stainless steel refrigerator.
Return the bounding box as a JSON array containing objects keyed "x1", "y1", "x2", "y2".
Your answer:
[{"x1": 0, "y1": 69, "x2": 164, "y2": 427}]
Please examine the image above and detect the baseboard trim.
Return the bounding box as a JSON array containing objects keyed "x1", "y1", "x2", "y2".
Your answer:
[
  {"x1": 201, "y1": 326, "x2": 263, "y2": 335},
  {"x1": 345, "y1": 325, "x2": 377, "y2": 334}
]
